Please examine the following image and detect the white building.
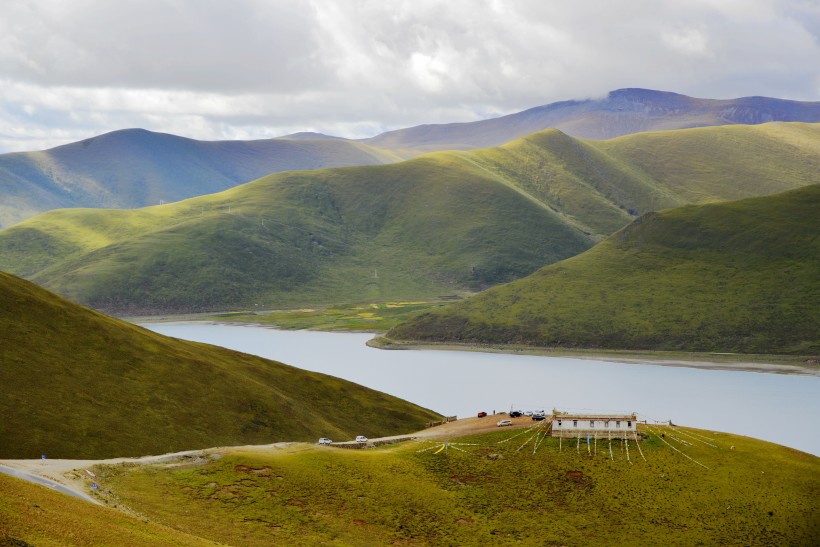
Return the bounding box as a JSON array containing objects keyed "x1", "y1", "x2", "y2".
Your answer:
[{"x1": 551, "y1": 411, "x2": 638, "y2": 439}]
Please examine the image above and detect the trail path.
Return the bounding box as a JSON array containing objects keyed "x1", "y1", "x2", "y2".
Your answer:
[{"x1": 0, "y1": 415, "x2": 532, "y2": 504}]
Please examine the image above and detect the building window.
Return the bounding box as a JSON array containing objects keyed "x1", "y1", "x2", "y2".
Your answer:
[
  {"x1": 605, "y1": 421, "x2": 610, "y2": 428},
  {"x1": 573, "y1": 420, "x2": 578, "y2": 427},
  {"x1": 616, "y1": 421, "x2": 621, "y2": 428},
  {"x1": 590, "y1": 421, "x2": 595, "y2": 428},
  {"x1": 627, "y1": 421, "x2": 632, "y2": 428},
  {"x1": 557, "y1": 420, "x2": 562, "y2": 427}
]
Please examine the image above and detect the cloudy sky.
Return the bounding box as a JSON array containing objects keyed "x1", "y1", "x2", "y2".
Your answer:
[{"x1": 0, "y1": 0, "x2": 818, "y2": 152}]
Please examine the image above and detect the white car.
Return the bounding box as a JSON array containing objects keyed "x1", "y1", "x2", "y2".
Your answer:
[
  {"x1": 318, "y1": 438, "x2": 332, "y2": 445},
  {"x1": 355, "y1": 435, "x2": 368, "y2": 443},
  {"x1": 496, "y1": 419, "x2": 513, "y2": 427}
]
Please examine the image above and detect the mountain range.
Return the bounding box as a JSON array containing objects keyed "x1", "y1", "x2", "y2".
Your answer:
[
  {"x1": 362, "y1": 88, "x2": 820, "y2": 152},
  {"x1": 1, "y1": 88, "x2": 818, "y2": 228},
  {"x1": 385, "y1": 185, "x2": 820, "y2": 354},
  {"x1": 0, "y1": 122, "x2": 817, "y2": 314},
  {"x1": 0, "y1": 130, "x2": 403, "y2": 228}
]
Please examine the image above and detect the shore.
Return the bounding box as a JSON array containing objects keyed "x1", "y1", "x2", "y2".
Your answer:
[
  {"x1": 124, "y1": 313, "x2": 819, "y2": 377},
  {"x1": 367, "y1": 337, "x2": 820, "y2": 377}
]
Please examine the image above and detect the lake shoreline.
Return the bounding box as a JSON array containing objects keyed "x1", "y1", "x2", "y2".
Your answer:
[
  {"x1": 368, "y1": 336, "x2": 820, "y2": 377},
  {"x1": 126, "y1": 313, "x2": 820, "y2": 376}
]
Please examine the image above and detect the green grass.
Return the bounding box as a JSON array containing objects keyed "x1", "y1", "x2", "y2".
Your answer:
[
  {"x1": 0, "y1": 272, "x2": 441, "y2": 459},
  {"x1": 0, "y1": 473, "x2": 215, "y2": 546},
  {"x1": 195, "y1": 300, "x2": 454, "y2": 332},
  {"x1": 386, "y1": 185, "x2": 820, "y2": 354},
  {"x1": 1, "y1": 123, "x2": 817, "y2": 314},
  {"x1": 77, "y1": 427, "x2": 820, "y2": 545}
]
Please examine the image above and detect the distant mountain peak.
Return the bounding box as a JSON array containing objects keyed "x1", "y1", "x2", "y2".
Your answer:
[{"x1": 276, "y1": 131, "x2": 343, "y2": 140}]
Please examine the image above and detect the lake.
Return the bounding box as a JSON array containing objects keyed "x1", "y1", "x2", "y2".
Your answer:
[{"x1": 145, "y1": 323, "x2": 820, "y2": 456}]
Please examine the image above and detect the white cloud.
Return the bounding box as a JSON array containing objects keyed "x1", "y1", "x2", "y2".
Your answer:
[{"x1": 0, "y1": 0, "x2": 817, "y2": 152}]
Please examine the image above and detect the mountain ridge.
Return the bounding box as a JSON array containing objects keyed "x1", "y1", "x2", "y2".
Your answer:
[
  {"x1": 361, "y1": 88, "x2": 820, "y2": 150},
  {"x1": 0, "y1": 128, "x2": 403, "y2": 228},
  {"x1": 2, "y1": 89, "x2": 818, "y2": 228},
  {"x1": 384, "y1": 185, "x2": 820, "y2": 354},
  {"x1": 0, "y1": 122, "x2": 817, "y2": 315}
]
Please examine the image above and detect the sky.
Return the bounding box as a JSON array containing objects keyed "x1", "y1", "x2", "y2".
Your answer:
[{"x1": 0, "y1": 0, "x2": 818, "y2": 153}]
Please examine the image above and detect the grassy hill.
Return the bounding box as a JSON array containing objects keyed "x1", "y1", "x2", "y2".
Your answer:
[
  {"x1": 386, "y1": 186, "x2": 820, "y2": 354},
  {"x1": 363, "y1": 88, "x2": 820, "y2": 152},
  {"x1": 0, "y1": 271, "x2": 440, "y2": 459},
  {"x1": 0, "y1": 128, "x2": 403, "y2": 228},
  {"x1": 0, "y1": 473, "x2": 215, "y2": 546},
  {"x1": 5, "y1": 426, "x2": 814, "y2": 546},
  {"x1": 0, "y1": 122, "x2": 817, "y2": 315}
]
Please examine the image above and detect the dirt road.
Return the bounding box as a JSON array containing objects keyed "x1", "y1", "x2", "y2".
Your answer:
[{"x1": 0, "y1": 416, "x2": 535, "y2": 504}]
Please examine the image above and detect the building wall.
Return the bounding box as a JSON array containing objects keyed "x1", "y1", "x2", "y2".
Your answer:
[{"x1": 551, "y1": 416, "x2": 638, "y2": 439}]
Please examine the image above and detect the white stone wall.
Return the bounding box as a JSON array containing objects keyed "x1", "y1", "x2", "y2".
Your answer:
[{"x1": 551, "y1": 415, "x2": 637, "y2": 438}]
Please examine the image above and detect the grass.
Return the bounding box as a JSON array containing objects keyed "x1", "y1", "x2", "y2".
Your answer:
[
  {"x1": 386, "y1": 185, "x2": 820, "y2": 354},
  {"x1": 0, "y1": 473, "x2": 215, "y2": 546},
  {"x1": 68, "y1": 426, "x2": 820, "y2": 545},
  {"x1": 192, "y1": 300, "x2": 454, "y2": 332},
  {"x1": 0, "y1": 272, "x2": 441, "y2": 459},
  {"x1": 1, "y1": 123, "x2": 818, "y2": 314}
]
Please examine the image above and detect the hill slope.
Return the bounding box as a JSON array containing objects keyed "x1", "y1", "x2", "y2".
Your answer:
[
  {"x1": 0, "y1": 272, "x2": 440, "y2": 459},
  {"x1": 386, "y1": 186, "x2": 820, "y2": 354},
  {"x1": 51, "y1": 428, "x2": 820, "y2": 545},
  {"x1": 0, "y1": 128, "x2": 403, "y2": 228},
  {"x1": 363, "y1": 88, "x2": 820, "y2": 152},
  {"x1": 0, "y1": 122, "x2": 817, "y2": 314}
]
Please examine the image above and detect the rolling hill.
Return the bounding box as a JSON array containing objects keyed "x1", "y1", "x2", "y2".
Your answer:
[
  {"x1": 5, "y1": 425, "x2": 817, "y2": 545},
  {"x1": 385, "y1": 186, "x2": 820, "y2": 354},
  {"x1": 0, "y1": 122, "x2": 817, "y2": 315},
  {"x1": 0, "y1": 128, "x2": 403, "y2": 228},
  {"x1": 0, "y1": 271, "x2": 440, "y2": 459},
  {"x1": 362, "y1": 88, "x2": 820, "y2": 152}
]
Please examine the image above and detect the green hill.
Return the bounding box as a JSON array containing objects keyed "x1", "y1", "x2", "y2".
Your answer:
[
  {"x1": 0, "y1": 128, "x2": 403, "y2": 228},
  {"x1": 385, "y1": 186, "x2": 820, "y2": 354},
  {"x1": 0, "y1": 272, "x2": 440, "y2": 459},
  {"x1": 0, "y1": 473, "x2": 215, "y2": 546},
  {"x1": 7, "y1": 426, "x2": 815, "y2": 546},
  {"x1": 0, "y1": 123, "x2": 817, "y2": 314}
]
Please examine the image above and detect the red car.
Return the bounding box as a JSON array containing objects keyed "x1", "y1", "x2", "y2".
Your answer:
[{"x1": 477, "y1": 411, "x2": 488, "y2": 418}]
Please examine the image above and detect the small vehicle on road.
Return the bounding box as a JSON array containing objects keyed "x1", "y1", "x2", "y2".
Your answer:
[
  {"x1": 532, "y1": 413, "x2": 546, "y2": 421},
  {"x1": 318, "y1": 438, "x2": 332, "y2": 445},
  {"x1": 510, "y1": 411, "x2": 523, "y2": 418},
  {"x1": 496, "y1": 419, "x2": 513, "y2": 427},
  {"x1": 355, "y1": 435, "x2": 368, "y2": 443},
  {"x1": 477, "y1": 411, "x2": 488, "y2": 418}
]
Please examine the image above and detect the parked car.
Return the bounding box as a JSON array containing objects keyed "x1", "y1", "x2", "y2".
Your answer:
[
  {"x1": 496, "y1": 419, "x2": 513, "y2": 427},
  {"x1": 532, "y1": 413, "x2": 546, "y2": 421},
  {"x1": 477, "y1": 411, "x2": 488, "y2": 418},
  {"x1": 524, "y1": 411, "x2": 533, "y2": 416},
  {"x1": 510, "y1": 411, "x2": 523, "y2": 418},
  {"x1": 318, "y1": 438, "x2": 332, "y2": 445},
  {"x1": 355, "y1": 435, "x2": 368, "y2": 443}
]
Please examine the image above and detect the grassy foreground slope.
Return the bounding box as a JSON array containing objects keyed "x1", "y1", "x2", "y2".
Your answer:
[
  {"x1": 0, "y1": 123, "x2": 817, "y2": 315},
  {"x1": 0, "y1": 128, "x2": 403, "y2": 228},
  {"x1": 0, "y1": 272, "x2": 440, "y2": 459},
  {"x1": 0, "y1": 473, "x2": 215, "y2": 546},
  {"x1": 85, "y1": 427, "x2": 820, "y2": 546},
  {"x1": 387, "y1": 186, "x2": 820, "y2": 354}
]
